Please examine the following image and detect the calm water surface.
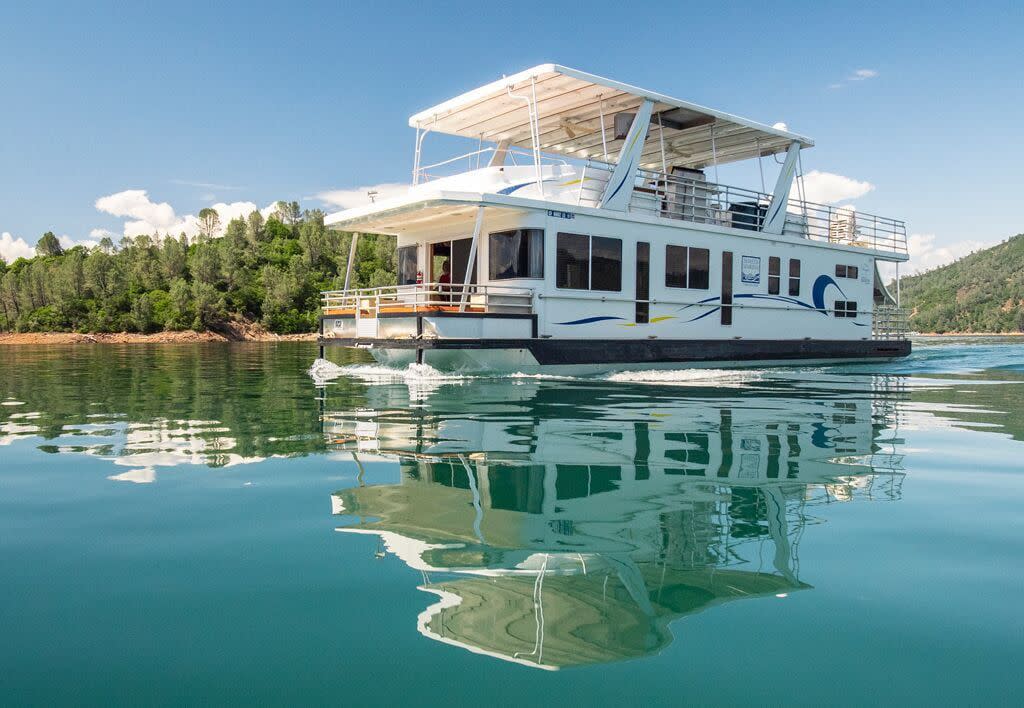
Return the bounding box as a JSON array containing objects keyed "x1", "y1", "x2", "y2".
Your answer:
[{"x1": 1, "y1": 340, "x2": 1022, "y2": 705}]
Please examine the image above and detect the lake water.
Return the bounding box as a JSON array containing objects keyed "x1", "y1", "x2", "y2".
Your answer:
[{"x1": 2, "y1": 339, "x2": 1022, "y2": 705}]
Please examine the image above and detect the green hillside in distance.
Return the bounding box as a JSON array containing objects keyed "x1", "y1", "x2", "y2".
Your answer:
[
  {"x1": 899, "y1": 233, "x2": 1024, "y2": 334},
  {"x1": 0, "y1": 203, "x2": 396, "y2": 335}
]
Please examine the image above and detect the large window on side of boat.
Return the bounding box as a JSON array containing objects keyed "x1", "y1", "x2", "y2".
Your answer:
[
  {"x1": 556, "y1": 233, "x2": 590, "y2": 289},
  {"x1": 397, "y1": 245, "x2": 418, "y2": 285},
  {"x1": 835, "y1": 264, "x2": 859, "y2": 279},
  {"x1": 590, "y1": 236, "x2": 622, "y2": 291},
  {"x1": 556, "y1": 233, "x2": 623, "y2": 291},
  {"x1": 789, "y1": 259, "x2": 801, "y2": 296},
  {"x1": 768, "y1": 256, "x2": 781, "y2": 295},
  {"x1": 488, "y1": 229, "x2": 544, "y2": 280},
  {"x1": 665, "y1": 245, "x2": 710, "y2": 289}
]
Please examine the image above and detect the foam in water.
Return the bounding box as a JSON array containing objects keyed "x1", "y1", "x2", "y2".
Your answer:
[
  {"x1": 309, "y1": 357, "x2": 768, "y2": 389},
  {"x1": 603, "y1": 368, "x2": 764, "y2": 386}
]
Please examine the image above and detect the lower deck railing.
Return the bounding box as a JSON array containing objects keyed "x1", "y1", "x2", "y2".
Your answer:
[
  {"x1": 872, "y1": 306, "x2": 909, "y2": 340},
  {"x1": 321, "y1": 283, "x2": 534, "y2": 317}
]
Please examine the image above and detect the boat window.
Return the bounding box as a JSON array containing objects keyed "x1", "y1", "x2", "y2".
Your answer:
[
  {"x1": 689, "y1": 247, "x2": 710, "y2": 289},
  {"x1": 835, "y1": 264, "x2": 859, "y2": 279},
  {"x1": 789, "y1": 259, "x2": 801, "y2": 296},
  {"x1": 556, "y1": 233, "x2": 622, "y2": 291},
  {"x1": 721, "y1": 251, "x2": 734, "y2": 325},
  {"x1": 397, "y1": 245, "x2": 418, "y2": 285},
  {"x1": 665, "y1": 245, "x2": 710, "y2": 289},
  {"x1": 591, "y1": 236, "x2": 622, "y2": 291},
  {"x1": 556, "y1": 233, "x2": 590, "y2": 289},
  {"x1": 488, "y1": 229, "x2": 544, "y2": 280},
  {"x1": 768, "y1": 256, "x2": 781, "y2": 295},
  {"x1": 635, "y1": 242, "x2": 650, "y2": 324},
  {"x1": 834, "y1": 300, "x2": 858, "y2": 318}
]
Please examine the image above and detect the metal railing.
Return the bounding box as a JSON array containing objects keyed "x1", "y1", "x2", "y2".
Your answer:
[
  {"x1": 322, "y1": 283, "x2": 534, "y2": 316},
  {"x1": 872, "y1": 306, "x2": 909, "y2": 340},
  {"x1": 414, "y1": 147, "x2": 569, "y2": 183},
  {"x1": 575, "y1": 164, "x2": 908, "y2": 256}
]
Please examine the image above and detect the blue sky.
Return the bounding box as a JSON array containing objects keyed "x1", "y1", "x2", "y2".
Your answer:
[{"x1": 1, "y1": 0, "x2": 1022, "y2": 270}]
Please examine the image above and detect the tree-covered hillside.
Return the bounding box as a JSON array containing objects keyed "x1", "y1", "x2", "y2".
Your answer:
[
  {"x1": 0, "y1": 202, "x2": 397, "y2": 334},
  {"x1": 899, "y1": 233, "x2": 1024, "y2": 333}
]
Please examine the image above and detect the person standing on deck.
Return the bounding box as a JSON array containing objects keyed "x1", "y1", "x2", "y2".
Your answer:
[{"x1": 438, "y1": 259, "x2": 452, "y2": 302}]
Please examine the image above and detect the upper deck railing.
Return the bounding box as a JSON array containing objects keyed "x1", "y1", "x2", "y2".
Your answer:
[
  {"x1": 574, "y1": 164, "x2": 908, "y2": 256},
  {"x1": 414, "y1": 147, "x2": 569, "y2": 183}
]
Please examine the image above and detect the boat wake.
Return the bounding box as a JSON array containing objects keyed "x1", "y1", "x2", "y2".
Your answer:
[{"x1": 309, "y1": 358, "x2": 764, "y2": 389}]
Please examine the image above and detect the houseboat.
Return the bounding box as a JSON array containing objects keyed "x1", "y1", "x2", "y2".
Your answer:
[{"x1": 319, "y1": 64, "x2": 910, "y2": 372}]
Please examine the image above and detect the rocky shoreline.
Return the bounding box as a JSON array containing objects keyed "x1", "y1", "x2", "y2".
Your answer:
[{"x1": 0, "y1": 331, "x2": 317, "y2": 345}]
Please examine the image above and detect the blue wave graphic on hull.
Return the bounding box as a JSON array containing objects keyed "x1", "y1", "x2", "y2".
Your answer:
[{"x1": 554, "y1": 316, "x2": 626, "y2": 325}]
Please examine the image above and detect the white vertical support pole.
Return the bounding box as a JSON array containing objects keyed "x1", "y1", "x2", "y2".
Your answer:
[
  {"x1": 412, "y1": 124, "x2": 421, "y2": 184},
  {"x1": 796, "y1": 150, "x2": 809, "y2": 223},
  {"x1": 896, "y1": 262, "x2": 901, "y2": 307},
  {"x1": 657, "y1": 112, "x2": 667, "y2": 175},
  {"x1": 598, "y1": 95, "x2": 608, "y2": 162},
  {"x1": 530, "y1": 76, "x2": 543, "y2": 196},
  {"x1": 710, "y1": 123, "x2": 720, "y2": 184},
  {"x1": 459, "y1": 207, "x2": 485, "y2": 312},
  {"x1": 343, "y1": 232, "x2": 359, "y2": 294},
  {"x1": 757, "y1": 138, "x2": 766, "y2": 193}
]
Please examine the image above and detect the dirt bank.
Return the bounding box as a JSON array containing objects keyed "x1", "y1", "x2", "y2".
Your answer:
[{"x1": 0, "y1": 331, "x2": 317, "y2": 345}]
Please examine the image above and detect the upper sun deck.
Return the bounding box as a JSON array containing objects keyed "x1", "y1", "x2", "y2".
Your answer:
[
  {"x1": 408, "y1": 63, "x2": 812, "y2": 171},
  {"x1": 325, "y1": 64, "x2": 907, "y2": 260}
]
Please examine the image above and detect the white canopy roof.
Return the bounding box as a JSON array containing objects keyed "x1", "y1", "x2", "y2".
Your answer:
[{"x1": 409, "y1": 64, "x2": 813, "y2": 170}]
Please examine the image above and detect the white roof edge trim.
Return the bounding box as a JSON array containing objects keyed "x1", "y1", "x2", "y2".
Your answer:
[{"x1": 407, "y1": 63, "x2": 813, "y2": 148}]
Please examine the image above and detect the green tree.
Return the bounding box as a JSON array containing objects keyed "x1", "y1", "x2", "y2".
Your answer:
[
  {"x1": 35, "y1": 232, "x2": 64, "y2": 257},
  {"x1": 197, "y1": 208, "x2": 221, "y2": 241}
]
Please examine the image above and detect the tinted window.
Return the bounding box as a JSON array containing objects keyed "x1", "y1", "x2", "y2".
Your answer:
[
  {"x1": 665, "y1": 245, "x2": 709, "y2": 290},
  {"x1": 488, "y1": 229, "x2": 544, "y2": 280},
  {"x1": 721, "y1": 251, "x2": 733, "y2": 326},
  {"x1": 590, "y1": 236, "x2": 622, "y2": 291},
  {"x1": 789, "y1": 259, "x2": 801, "y2": 296},
  {"x1": 556, "y1": 233, "x2": 589, "y2": 289},
  {"x1": 636, "y1": 242, "x2": 650, "y2": 324},
  {"x1": 397, "y1": 245, "x2": 418, "y2": 285},
  {"x1": 688, "y1": 247, "x2": 710, "y2": 289},
  {"x1": 834, "y1": 300, "x2": 859, "y2": 318},
  {"x1": 666, "y1": 245, "x2": 688, "y2": 288},
  {"x1": 768, "y1": 256, "x2": 781, "y2": 295}
]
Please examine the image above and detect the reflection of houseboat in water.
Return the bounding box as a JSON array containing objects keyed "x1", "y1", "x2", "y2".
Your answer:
[{"x1": 325, "y1": 376, "x2": 905, "y2": 669}]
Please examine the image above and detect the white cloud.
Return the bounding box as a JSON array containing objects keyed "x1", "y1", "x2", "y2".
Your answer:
[
  {"x1": 95, "y1": 190, "x2": 178, "y2": 230},
  {"x1": 828, "y1": 68, "x2": 878, "y2": 89},
  {"x1": 1, "y1": 232, "x2": 35, "y2": 262},
  {"x1": 905, "y1": 233, "x2": 989, "y2": 274},
  {"x1": 799, "y1": 170, "x2": 874, "y2": 204},
  {"x1": 95, "y1": 189, "x2": 270, "y2": 239},
  {"x1": 849, "y1": 68, "x2": 878, "y2": 81},
  {"x1": 315, "y1": 183, "x2": 409, "y2": 210},
  {"x1": 89, "y1": 228, "x2": 116, "y2": 239},
  {"x1": 59, "y1": 235, "x2": 99, "y2": 251}
]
